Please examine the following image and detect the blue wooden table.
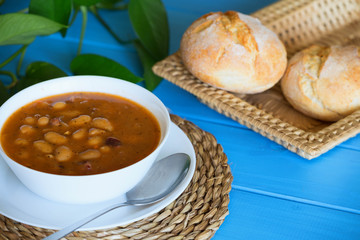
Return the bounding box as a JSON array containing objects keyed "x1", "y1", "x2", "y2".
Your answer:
[{"x1": 1, "y1": 0, "x2": 360, "y2": 239}]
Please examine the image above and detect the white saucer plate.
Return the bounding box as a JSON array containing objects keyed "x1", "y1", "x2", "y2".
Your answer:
[{"x1": 0, "y1": 122, "x2": 196, "y2": 231}]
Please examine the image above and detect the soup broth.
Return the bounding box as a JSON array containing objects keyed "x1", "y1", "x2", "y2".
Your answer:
[{"x1": 0, "y1": 92, "x2": 161, "y2": 175}]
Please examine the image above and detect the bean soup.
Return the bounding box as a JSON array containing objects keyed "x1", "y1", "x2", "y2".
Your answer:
[{"x1": 0, "y1": 92, "x2": 161, "y2": 175}]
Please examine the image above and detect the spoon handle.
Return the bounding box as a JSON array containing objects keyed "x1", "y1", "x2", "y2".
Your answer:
[{"x1": 43, "y1": 202, "x2": 129, "y2": 240}]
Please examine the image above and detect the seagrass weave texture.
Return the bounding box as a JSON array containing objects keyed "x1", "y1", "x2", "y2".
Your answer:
[
  {"x1": 0, "y1": 115, "x2": 233, "y2": 239},
  {"x1": 152, "y1": 0, "x2": 360, "y2": 160}
]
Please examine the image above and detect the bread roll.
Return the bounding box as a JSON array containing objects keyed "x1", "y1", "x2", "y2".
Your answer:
[
  {"x1": 180, "y1": 11, "x2": 287, "y2": 94},
  {"x1": 281, "y1": 45, "x2": 360, "y2": 121}
]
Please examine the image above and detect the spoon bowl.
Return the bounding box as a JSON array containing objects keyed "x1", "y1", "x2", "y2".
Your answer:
[{"x1": 43, "y1": 153, "x2": 190, "y2": 240}]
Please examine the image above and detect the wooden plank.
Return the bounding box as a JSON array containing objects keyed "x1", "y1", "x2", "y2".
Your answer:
[
  {"x1": 185, "y1": 118, "x2": 360, "y2": 212},
  {"x1": 214, "y1": 189, "x2": 360, "y2": 239}
]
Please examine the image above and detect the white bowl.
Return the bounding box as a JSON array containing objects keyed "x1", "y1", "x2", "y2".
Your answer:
[{"x1": 0, "y1": 76, "x2": 170, "y2": 204}]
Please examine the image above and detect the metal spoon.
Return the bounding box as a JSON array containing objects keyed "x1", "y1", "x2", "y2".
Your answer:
[{"x1": 43, "y1": 153, "x2": 190, "y2": 240}]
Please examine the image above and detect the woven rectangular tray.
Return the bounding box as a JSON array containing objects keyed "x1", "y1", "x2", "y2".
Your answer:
[{"x1": 153, "y1": 0, "x2": 360, "y2": 159}]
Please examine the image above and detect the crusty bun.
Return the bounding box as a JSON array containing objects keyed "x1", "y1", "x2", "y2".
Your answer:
[
  {"x1": 281, "y1": 45, "x2": 360, "y2": 122},
  {"x1": 180, "y1": 11, "x2": 287, "y2": 94}
]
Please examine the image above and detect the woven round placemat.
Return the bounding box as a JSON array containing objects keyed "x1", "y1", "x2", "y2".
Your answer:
[{"x1": 0, "y1": 115, "x2": 232, "y2": 240}]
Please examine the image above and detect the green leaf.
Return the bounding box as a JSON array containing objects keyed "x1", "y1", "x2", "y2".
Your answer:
[
  {"x1": 128, "y1": 0, "x2": 169, "y2": 60},
  {"x1": 0, "y1": 0, "x2": 5, "y2": 7},
  {"x1": 29, "y1": 0, "x2": 72, "y2": 37},
  {"x1": 15, "y1": 61, "x2": 67, "y2": 91},
  {"x1": 0, "y1": 13, "x2": 65, "y2": 46},
  {"x1": 0, "y1": 81, "x2": 10, "y2": 106},
  {"x1": 134, "y1": 40, "x2": 162, "y2": 91},
  {"x1": 70, "y1": 54, "x2": 142, "y2": 83},
  {"x1": 73, "y1": 0, "x2": 101, "y2": 6}
]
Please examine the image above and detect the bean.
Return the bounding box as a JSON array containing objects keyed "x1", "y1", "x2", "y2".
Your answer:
[
  {"x1": 37, "y1": 116, "x2": 50, "y2": 126},
  {"x1": 92, "y1": 117, "x2": 113, "y2": 131},
  {"x1": 88, "y1": 128, "x2": 106, "y2": 136},
  {"x1": 38, "y1": 102, "x2": 50, "y2": 108},
  {"x1": 33, "y1": 140, "x2": 53, "y2": 153},
  {"x1": 24, "y1": 116, "x2": 35, "y2": 125},
  {"x1": 55, "y1": 146, "x2": 73, "y2": 162},
  {"x1": 19, "y1": 125, "x2": 35, "y2": 135},
  {"x1": 59, "y1": 110, "x2": 81, "y2": 118},
  {"x1": 88, "y1": 136, "x2": 103, "y2": 146},
  {"x1": 42, "y1": 128, "x2": 52, "y2": 133},
  {"x1": 79, "y1": 149, "x2": 101, "y2": 160},
  {"x1": 69, "y1": 115, "x2": 92, "y2": 127},
  {"x1": 105, "y1": 137, "x2": 122, "y2": 146},
  {"x1": 14, "y1": 138, "x2": 29, "y2": 146},
  {"x1": 72, "y1": 128, "x2": 87, "y2": 140},
  {"x1": 100, "y1": 145, "x2": 111, "y2": 153},
  {"x1": 50, "y1": 118, "x2": 61, "y2": 127},
  {"x1": 52, "y1": 101, "x2": 66, "y2": 110},
  {"x1": 44, "y1": 131, "x2": 68, "y2": 145}
]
